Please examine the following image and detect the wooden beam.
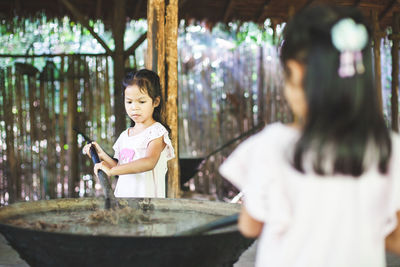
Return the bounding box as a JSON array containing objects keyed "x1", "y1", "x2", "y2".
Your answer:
[
  {"x1": 0, "y1": 53, "x2": 107, "y2": 58},
  {"x1": 379, "y1": 0, "x2": 398, "y2": 21},
  {"x1": 124, "y1": 32, "x2": 147, "y2": 57},
  {"x1": 391, "y1": 12, "x2": 400, "y2": 132},
  {"x1": 257, "y1": 0, "x2": 271, "y2": 23},
  {"x1": 165, "y1": 0, "x2": 180, "y2": 198},
  {"x1": 223, "y1": 0, "x2": 235, "y2": 23},
  {"x1": 353, "y1": 0, "x2": 362, "y2": 6},
  {"x1": 60, "y1": 0, "x2": 113, "y2": 56}
]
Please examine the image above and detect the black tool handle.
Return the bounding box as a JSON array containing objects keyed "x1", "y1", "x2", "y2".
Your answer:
[
  {"x1": 90, "y1": 146, "x2": 115, "y2": 209},
  {"x1": 89, "y1": 145, "x2": 100, "y2": 164},
  {"x1": 73, "y1": 128, "x2": 117, "y2": 209}
]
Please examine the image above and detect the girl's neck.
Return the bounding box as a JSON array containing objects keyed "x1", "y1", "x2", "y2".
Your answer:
[{"x1": 129, "y1": 120, "x2": 157, "y2": 136}]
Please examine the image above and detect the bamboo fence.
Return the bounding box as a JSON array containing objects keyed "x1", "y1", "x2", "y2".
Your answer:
[
  {"x1": 0, "y1": 55, "x2": 116, "y2": 204},
  {"x1": 178, "y1": 42, "x2": 292, "y2": 200},
  {"x1": 1, "y1": 38, "x2": 395, "y2": 204}
]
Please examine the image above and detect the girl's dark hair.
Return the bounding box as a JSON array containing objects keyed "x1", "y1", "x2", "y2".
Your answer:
[
  {"x1": 280, "y1": 5, "x2": 391, "y2": 176},
  {"x1": 122, "y1": 69, "x2": 171, "y2": 133}
]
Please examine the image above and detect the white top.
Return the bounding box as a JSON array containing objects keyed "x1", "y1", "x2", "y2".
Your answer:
[
  {"x1": 219, "y1": 122, "x2": 400, "y2": 267},
  {"x1": 112, "y1": 122, "x2": 175, "y2": 198}
]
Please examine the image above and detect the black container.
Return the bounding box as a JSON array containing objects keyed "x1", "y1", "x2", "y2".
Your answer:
[{"x1": 0, "y1": 198, "x2": 253, "y2": 267}]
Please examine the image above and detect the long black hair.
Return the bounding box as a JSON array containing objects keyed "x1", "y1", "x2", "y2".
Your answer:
[
  {"x1": 122, "y1": 69, "x2": 171, "y2": 133},
  {"x1": 280, "y1": 5, "x2": 391, "y2": 176}
]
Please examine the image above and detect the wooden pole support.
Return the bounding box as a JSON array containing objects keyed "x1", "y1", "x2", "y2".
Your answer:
[
  {"x1": 165, "y1": 0, "x2": 180, "y2": 198},
  {"x1": 146, "y1": 0, "x2": 166, "y2": 93},
  {"x1": 147, "y1": 0, "x2": 180, "y2": 198}
]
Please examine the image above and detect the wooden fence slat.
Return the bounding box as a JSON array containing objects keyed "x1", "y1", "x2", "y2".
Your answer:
[
  {"x1": 49, "y1": 64, "x2": 57, "y2": 199},
  {"x1": 95, "y1": 56, "x2": 101, "y2": 140},
  {"x1": 0, "y1": 69, "x2": 4, "y2": 201},
  {"x1": 38, "y1": 77, "x2": 46, "y2": 198},
  {"x1": 59, "y1": 56, "x2": 66, "y2": 197},
  {"x1": 15, "y1": 72, "x2": 24, "y2": 199},
  {"x1": 104, "y1": 56, "x2": 111, "y2": 136},
  {"x1": 67, "y1": 55, "x2": 79, "y2": 197},
  {"x1": 4, "y1": 67, "x2": 17, "y2": 202},
  {"x1": 28, "y1": 76, "x2": 37, "y2": 200}
]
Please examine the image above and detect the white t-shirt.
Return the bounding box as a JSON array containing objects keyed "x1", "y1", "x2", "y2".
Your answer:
[
  {"x1": 112, "y1": 122, "x2": 175, "y2": 198},
  {"x1": 219, "y1": 122, "x2": 400, "y2": 267}
]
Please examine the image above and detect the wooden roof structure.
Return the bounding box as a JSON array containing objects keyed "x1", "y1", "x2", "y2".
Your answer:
[{"x1": 1, "y1": 0, "x2": 400, "y2": 28}]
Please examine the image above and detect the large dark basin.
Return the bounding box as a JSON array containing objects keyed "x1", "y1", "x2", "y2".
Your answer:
[{"x1": 0, "y1": 197, "x2": 253, "y2": 267}]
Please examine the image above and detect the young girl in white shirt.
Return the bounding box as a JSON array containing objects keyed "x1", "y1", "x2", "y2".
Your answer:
[
  {"x1": 84, "y1": 69, "x2": 174, "y2": 198},
  {"x1": 220, "y1": 5, "x2": 400, "y2": 267}
]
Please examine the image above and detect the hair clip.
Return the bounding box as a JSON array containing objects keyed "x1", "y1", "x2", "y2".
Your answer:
[{"x1": 331, "y1": 18, "x2": 368, "y2": 78}]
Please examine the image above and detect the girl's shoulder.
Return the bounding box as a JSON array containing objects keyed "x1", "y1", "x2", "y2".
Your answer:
[
  {"x1": 143, "y1": 122, "x2": 175, "y2": 159},
  {"x1": 244, "y1": 122, "x2": 300, "y2": 150},
  {"x1": 261, "y1": 122, "x2": 299, "y2": 137},
  {"x1": 143, "y1": 122, "x2": 170, "y2": 138},
  {"x1": 225, "y1": 122, "x2": 299, "y2": 166},
  {"x1": 148, "y1": 121, "x2": 168, "y2": 131},
  {"x1": 219, "y1": 122, "x2": 297, "y2": 190}
]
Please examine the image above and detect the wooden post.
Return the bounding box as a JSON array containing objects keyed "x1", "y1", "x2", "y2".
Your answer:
[
  {"x1": 112, "y1": 0, "x2": 127, "y2": 136},
  {"x1": 372, "y1": 11, "x2": 384, "y2": 113},
  {"x1": 147, "y1": 0, "x2": 180, "y2": 197},
  {"x1": 165, "y1": 0, "x2": 180, "y2": 198},
  {"x1": 146, "y1": 0, "x2": 166, "y2": 94},
  {"x1": 391, "y1": 12, "x2": 399, "y2": 132}
]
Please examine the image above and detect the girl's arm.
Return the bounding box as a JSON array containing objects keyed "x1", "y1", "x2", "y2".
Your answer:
[
  {"x1": 238, "y1": 205, "x2": 264, "y2": 238},
  {"x1": 106, "y1": 136, "x2": 166, "y2": 176},
  {"x1": 386, "y1": 211, "x2": 400, "y2": 254}
]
